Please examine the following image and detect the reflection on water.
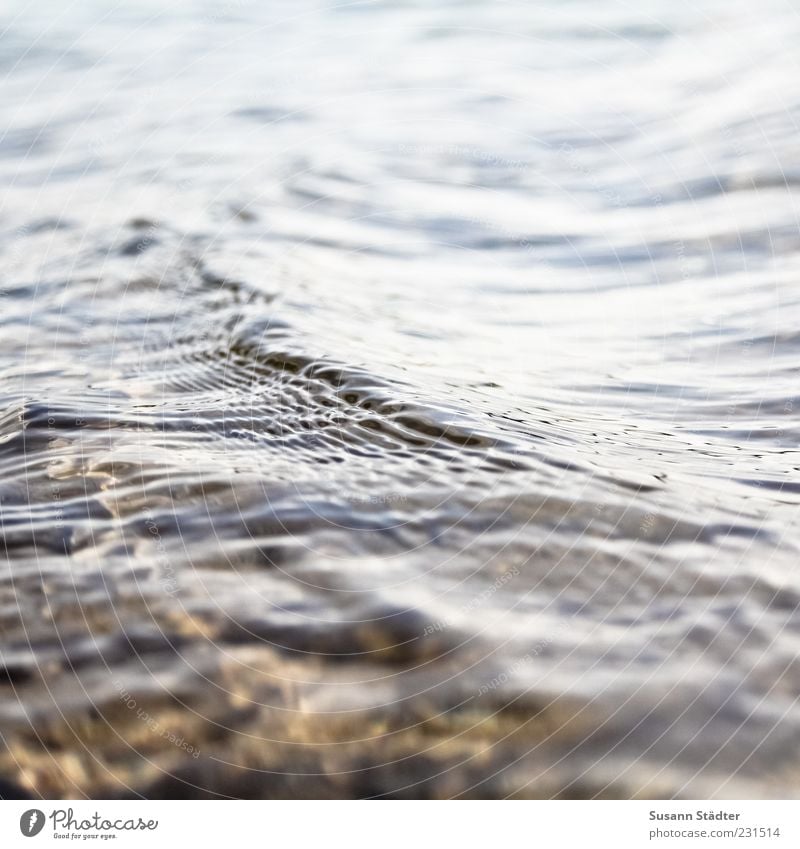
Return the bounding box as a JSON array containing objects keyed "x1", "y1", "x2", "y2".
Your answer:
[{"x1": 1, "y1": 0, "x2": 799, "y2": 798}]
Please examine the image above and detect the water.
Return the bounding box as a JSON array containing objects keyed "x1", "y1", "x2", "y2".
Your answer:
[{"x1": 1, "y1": 0, "x2": 799, "y2": 798}]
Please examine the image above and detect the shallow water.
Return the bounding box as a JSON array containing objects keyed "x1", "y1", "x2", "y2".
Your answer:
[{"x1": 1, "y1": 0, "x2": 800, "y2": 798}]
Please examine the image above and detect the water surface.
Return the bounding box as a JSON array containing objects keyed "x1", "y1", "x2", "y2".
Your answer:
[{"x1": 1, "y1": 0, "x2": 800, "y2": 798}]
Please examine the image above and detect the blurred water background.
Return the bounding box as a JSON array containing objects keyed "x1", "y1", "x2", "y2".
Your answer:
[{"x1": 1, "y1": 0, "x2": 800, "y2": 798}]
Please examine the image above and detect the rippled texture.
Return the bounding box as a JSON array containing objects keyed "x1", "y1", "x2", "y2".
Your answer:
[{"x1": 1, "y1": 0, "x2": 800, "y2": 798}]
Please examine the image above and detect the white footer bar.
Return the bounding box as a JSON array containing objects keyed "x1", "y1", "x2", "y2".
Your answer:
[{"x1": 2, "y1": 800, "x2": 796, "y2": 848}]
